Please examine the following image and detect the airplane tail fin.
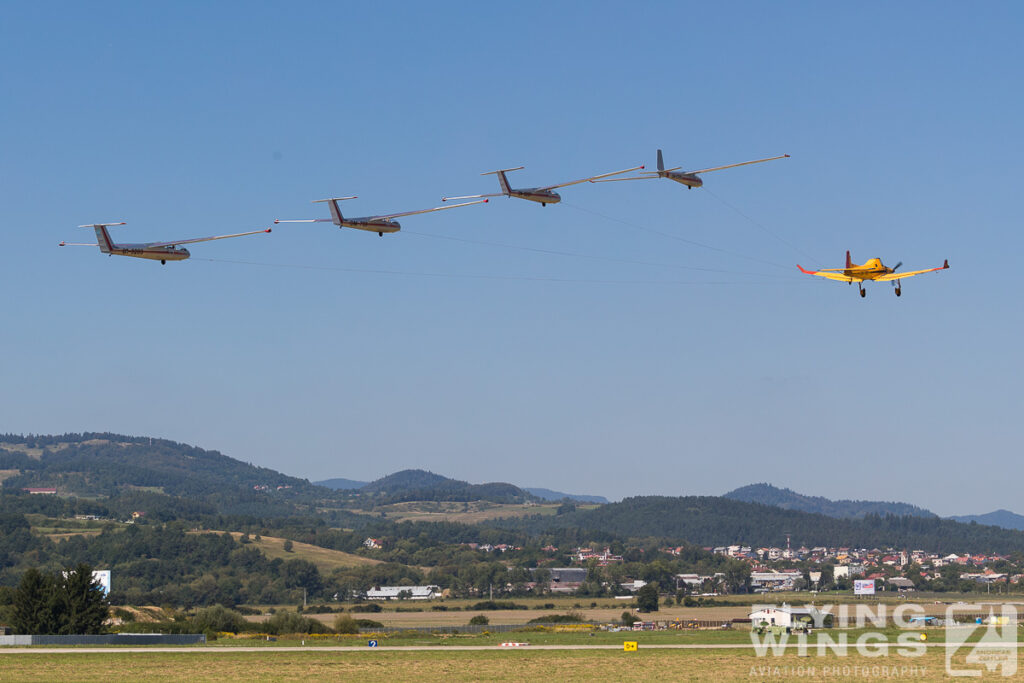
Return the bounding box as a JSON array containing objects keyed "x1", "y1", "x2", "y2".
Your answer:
[
  {"x1": 78, "y1": 222, "x2": 125, "y2": 254},
  {"x1": 845, "y1": 250, "x2": 853, "y2": 269},
  {"x1": 312, "y1": 197, "x2": 357, "y2": 226},
  {"x1": 495, "y1": 171, "x2": 512, "y2": 195},
  {"x1": 480, "y1": 167, "x2": 523, "y2": 196},
  {"x1": 657, "y1": 149, "x2": 665, "y2": 172}
]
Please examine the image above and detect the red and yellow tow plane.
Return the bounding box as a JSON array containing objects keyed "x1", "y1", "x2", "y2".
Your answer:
[{"x1": 797, "y1": 251, "x2": 949, "y2": 298}]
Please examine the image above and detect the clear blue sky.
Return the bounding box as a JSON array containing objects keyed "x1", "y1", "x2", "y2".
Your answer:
[{"x1": 2, "y1": 2, "x2": 1021, "y2": 516}]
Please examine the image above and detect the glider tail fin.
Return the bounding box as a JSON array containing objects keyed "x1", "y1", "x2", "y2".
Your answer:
[
  {"x1": 94, "y1": 226, "x2": 114, "y2": 253},
  {"x1": 311, "y1": 197, "x2": 357, "y2": 226},
  {"x1": 327, "y1": 199, "x2": 344, "y2": 225},
  {"x1": 77, "y1": 223, "x2": 126, "y2": 253},
  {"x1": 495, "y1": 170, "x2": 512, "y2": 195}
]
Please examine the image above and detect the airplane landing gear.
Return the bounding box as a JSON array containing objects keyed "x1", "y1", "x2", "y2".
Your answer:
[
  {"x1": 859, "y1": 285, "x2": 866, "y2": 298},
  {"x1": 161, "y1": 259, "x2": 166, "y2": 265},
  {"x1": 541, "y1": 202, "x2": 547, "y2": 207},
  {"x1": 895, "y1": 286, "x2": 902, "y2": 297},
  {"x1": 378, "y1": 232, "x2": 383, "y2": 237}
]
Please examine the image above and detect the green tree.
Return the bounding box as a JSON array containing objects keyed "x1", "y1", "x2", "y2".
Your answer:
[
  {"x1": 469, "y1": 614, "x2": 489, "y2": 625},
  {"x1": 636, "y1": 583, "x2": 659, "y2": 613},
  {"x1": 59, "y1": 564, "x2": 109, "y2": 635},
  {"x1": 12, "y1": 564, "x2": 107, "y2": 635},
  {"x1": 334, "y1": 614, "x2": 360, "y2": 634},
  {"x1": 191, "y1": 605, "x2": 247, "y2": 634},
  {"x1": 11, "y1": 568, "x2": 59, "y2": 635}
]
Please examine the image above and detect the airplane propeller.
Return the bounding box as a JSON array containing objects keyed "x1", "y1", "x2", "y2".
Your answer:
[{"x1": 892, "y1": 261, "x2": 903, "y2": 273}]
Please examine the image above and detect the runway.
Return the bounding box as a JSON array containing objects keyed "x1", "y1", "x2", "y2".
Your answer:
[{"x1": 1, "y1": 642, "x2": 1022, "y2": 654}]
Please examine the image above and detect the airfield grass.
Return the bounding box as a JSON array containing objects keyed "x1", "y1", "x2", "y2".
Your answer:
[
  {"x1": 0, "y1": 647, "x2": 964, "y2": 682},
  {"x1": 215, "y1": 625, "x2": 1024, "y2": 647},
  {"x1": 268, "y1": 593, "x2": 1024, "y2": 628}
]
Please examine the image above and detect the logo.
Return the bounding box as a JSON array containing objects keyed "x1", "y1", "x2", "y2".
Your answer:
[
  {"x1": 748, "y1": 602, "x2": 1019, "y2": 677},
  {"x1": 367, "y1": 639, "x2": 378, "y2": 648},
  {"x1": 944, "y1": 605, "x2": 1017, "y2": 677}
]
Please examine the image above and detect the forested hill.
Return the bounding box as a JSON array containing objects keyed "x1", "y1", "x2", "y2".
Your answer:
[
  {"x1": 724, "y1": 483, "x2": 937, "y2": 519},
  {"x1": 360, "y1": 469, "x2": 532, "y2": 504},
  {"x1": 508, "y1": 495, "x2": 1024, "y2": 555},
  {"x1": 0, "y1": 433, "x2": 318, "y2": 500}
]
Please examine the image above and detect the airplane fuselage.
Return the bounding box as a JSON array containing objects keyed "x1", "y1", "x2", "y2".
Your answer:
[
  {"x1": 665, "y1": 172, "x2": 703, "y2": 188},
  {"x1": 340, "y1": 218, "x2": 402, "y2": 234},
  {"x1": 509, "y1": 188, "x2": 562, "y2": 205},
  {"x1": 110, "y1": 243, "x2": 191, "y2": 261},
  {"x1": 845, "y1": 259, "x2": 891, "y2": 280}
]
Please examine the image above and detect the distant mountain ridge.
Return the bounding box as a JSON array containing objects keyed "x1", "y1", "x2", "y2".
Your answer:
[
  {"x1": 0, "y1": 432, "x2": 380, "y2": 523},
  {"x1": 724, "y1": 483, "x2": 937, "y2": 519},
  {"x1": 314, "y1": 471, "x2": 608, "y2": 504},
  {"x1": 360, "y1": 469, "x2": 531, "y2": 504},
  {"x1": 315, "y1": 477, "x2": 369, "y2": 490},
  {"x1": 950, "y1": 509, "x2": 1024, "y2": 531},
  {"x1": 0, "y1": 432, "x2": 313, "y2": 498},
  {"x1": 506, "y1": 495, "x2": 1024, "y2": 554}
]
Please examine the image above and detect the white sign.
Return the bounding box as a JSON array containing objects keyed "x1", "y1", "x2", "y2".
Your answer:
[
  {"x1": 92, "y1": 570, "x2": 111, "y2": 596},
  {"x1": 853, "y1": 579, "x2": 875, "y2": 595}
]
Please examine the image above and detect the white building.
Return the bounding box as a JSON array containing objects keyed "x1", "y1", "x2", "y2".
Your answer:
[
  {"x1": 749, "y1": 605, "x2": 823, "y2": 628},
  {"x1": 364, "y1": 585, "x2": 441, "y2": 600}
]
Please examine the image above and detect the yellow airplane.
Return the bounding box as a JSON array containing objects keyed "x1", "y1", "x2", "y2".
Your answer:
[{"x1": 797, "y1": 251, "x2": 949, "y2": 297}]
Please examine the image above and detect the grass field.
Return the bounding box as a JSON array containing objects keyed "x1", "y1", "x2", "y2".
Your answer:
[
  {"x1": 200, "y1": 532, "x2": 382, "y2": 572},
  {"x1": 0, "y1": 647, "x2": 974, "y2": 682}
]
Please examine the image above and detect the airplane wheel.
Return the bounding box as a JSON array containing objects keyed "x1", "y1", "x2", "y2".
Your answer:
[
  {"x1": 895, "y1": 289, "x2": 902, "y2": 297},
  {"x1": 161, "y1": 259, "x2": 166, "y2": 265},
  {"x1": 378, "y1": 232, "x2": 383, "y2": 237},
  {"x1": 859, "y1": 288, "x2": 866, "y2": 298}
]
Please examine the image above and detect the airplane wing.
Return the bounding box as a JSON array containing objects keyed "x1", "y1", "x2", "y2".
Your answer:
[
  {"x1": 538, "y1": 165, "x2": 645, "y2": 190},
  {"x1": 58, "y1": 242, "x2": 99, "y2": 247},
  {"x1": 441, "y1": 193, "x2": 503, "y2": 201},
  {"x1": 874, "y1": 260, "x2": 949, "y2": 281},
  {"x1": 370, "y1": 198, "x2": 488, "y2": 220},
  {"x1": 146, "y1": 228, "x2": 272, "y2": 248},
  {"x1": 590, "y1": 175, "x2": 658, "y2": 183},
  {"x1": 796, "y1": 264, "x2": 858, "y2": 282},
  {"x1": 689, "y1": 154, "x2": 790, "y2": 174}
]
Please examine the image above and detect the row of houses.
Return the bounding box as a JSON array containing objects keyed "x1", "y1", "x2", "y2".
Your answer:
[{"x1": 712, "y1": 544, "x2": 1013, "y2": 572}]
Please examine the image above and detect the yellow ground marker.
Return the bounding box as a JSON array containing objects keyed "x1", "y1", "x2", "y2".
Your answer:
[{"x1": 623, "y1": 641, "x2": 638, "y2": 652}]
